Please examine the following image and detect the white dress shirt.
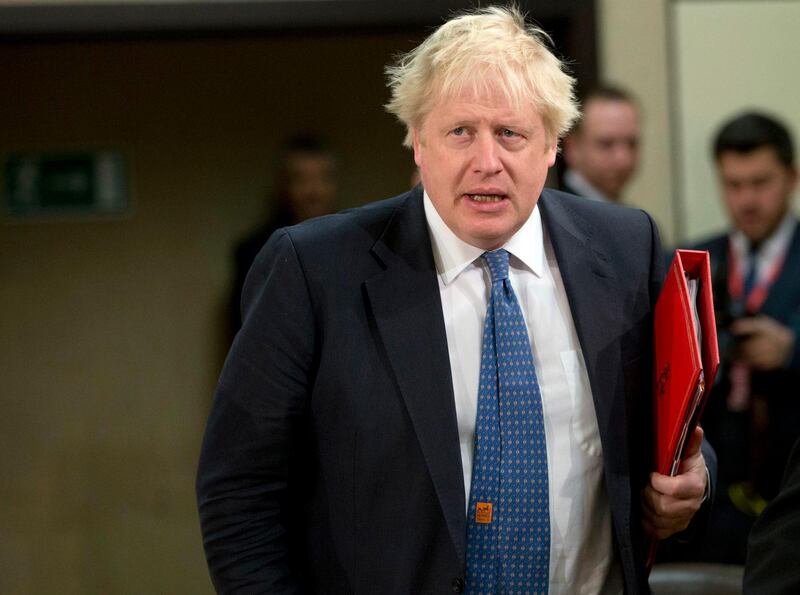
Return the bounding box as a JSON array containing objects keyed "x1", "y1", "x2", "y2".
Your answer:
[
  {"x1": 563, "y1": 169, "x2": 613, "y2": 204},
  {"x1": 730, "y1": 212, "x2": 797, "y2": 293},
  {"x1": 423, "y1": 192, "x2": 623, "y2": 594}
]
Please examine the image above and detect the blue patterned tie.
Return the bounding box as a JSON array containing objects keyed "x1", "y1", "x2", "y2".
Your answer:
[{"x1": 466, "y1": 249, "x2": 550, "y2": 595}]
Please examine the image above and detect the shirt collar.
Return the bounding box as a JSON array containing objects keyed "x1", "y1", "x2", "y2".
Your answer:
[
  {"x1": 731, "y1": 212, "x2": 797, "y2": 263},
  {"x1": 423, "y1": 190, "x2": 545, "y2": 285},
  {"x1": 564, "y1": 169, "x2": 612, "y2": 203}
]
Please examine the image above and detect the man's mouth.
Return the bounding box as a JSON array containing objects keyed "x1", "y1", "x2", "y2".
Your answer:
[{"x1": 468, "y1": 194, "x2": 506, "y2": 202}]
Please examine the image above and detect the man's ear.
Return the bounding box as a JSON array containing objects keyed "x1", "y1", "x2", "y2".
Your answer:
[
  {"x1": 788, "y1": 166, "x2": 799, "y2": 193},
  {"x1": 412, "y1": 128, "x2": 423, "y2": 168},
  {"x1": 546, "y1": 139, "x2": 558, "y2": 168},
  {"x1": 562, "y1": 133, "x2": 577, "y2": 166}
]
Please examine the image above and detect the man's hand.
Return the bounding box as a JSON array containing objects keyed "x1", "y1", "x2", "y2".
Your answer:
[
  {"x1": 641, "y1": 426, "x2": 708, "y2": 540},
  {"x1": 731, "y1": 315, "x2": 795, "y2": 371}
]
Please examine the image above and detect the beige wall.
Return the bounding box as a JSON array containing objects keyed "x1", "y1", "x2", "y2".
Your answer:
[
  {"x1": 672, "y1": 0, "x2": 800, "y2": 242},
  {"x1": 599, "y1": 0, "x2": 800, "y2": 246},
  {"x1": 598, "y1": 0, "x2": 675, "y2": 243},
  {"x1": 0, "y1": 33, "x2": 418, "y2": 594}
]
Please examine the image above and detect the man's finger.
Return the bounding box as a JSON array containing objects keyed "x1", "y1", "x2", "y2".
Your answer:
[
  {"x1": 649, "y1": 472, "x2": 705, "y2": 499},
  {"x1": 642, "y1": 486, "x2": 700, "y2": 518},
  {"x1": 731, "y1": 316, "x2": 766, "y2": 336},
  {"x1": 683, "y1": 426, "x2": 704, "y2": 458}
]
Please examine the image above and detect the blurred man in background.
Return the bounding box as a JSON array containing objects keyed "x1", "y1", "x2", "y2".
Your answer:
[
  {"x1": 230, "y1": 134, "x2": 337, "y2": 336},
  {"x1": 562, "y1": 85, "x2": 640, "y2": 203},
  {"x1": 692, "y1": 111, "x2": 800, "y2": 564}
]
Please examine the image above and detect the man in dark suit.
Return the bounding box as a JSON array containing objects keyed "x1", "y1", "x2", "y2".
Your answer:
[
  {"x1": 744, "y1": 437, "x2": 800, "y2": 594},
  {"x1": 197, "y1": 7, "x2": 711, "y2": 593},
  {"x1": 230, "y1": 135, "x2": 337, "y2": 337},
  {"x1": 690, "y1": 111, "x2": 800, "y2": 565}
]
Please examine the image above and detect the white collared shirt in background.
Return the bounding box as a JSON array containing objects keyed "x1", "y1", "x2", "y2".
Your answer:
[
  {"x1": 730, "y1": 212, "x2": 797, "y2": 291},
  {"x1": 563, "y1": 169, "x2": 613, "y2": 203},
  {"x1": 423, "y1": 191, "x2": 622, "y2": 595}
]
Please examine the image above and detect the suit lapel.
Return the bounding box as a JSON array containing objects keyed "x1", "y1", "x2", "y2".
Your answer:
[
  {"x1": 762, "y1": 219, "x2": 800, "y2": 316},
  {"x1": 364, "y1": 189, "x2": 467, "y2": 565}
]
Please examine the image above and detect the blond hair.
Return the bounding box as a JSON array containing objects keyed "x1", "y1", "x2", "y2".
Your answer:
[{"x1": 385, "y1": 5, "x2": 579, "y2": 148}]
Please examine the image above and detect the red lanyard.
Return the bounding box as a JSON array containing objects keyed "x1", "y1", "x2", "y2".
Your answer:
[{"x1": 727, "y1": 240, "x2": 786, "y2": 314}]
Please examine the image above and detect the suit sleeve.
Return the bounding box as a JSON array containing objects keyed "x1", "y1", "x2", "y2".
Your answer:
[
  {"x1": 743, "y1": 438, "x2": 800, "y2": 594},
  {"x1": 785, "y1": 311, "x2": 800, "y2": 371},
  {"x1": 644, "y1": 211, "x2": 717, "y2": 552},
  {"x1": 196, "y1": 229, "x2": 314, "y2": 594}
]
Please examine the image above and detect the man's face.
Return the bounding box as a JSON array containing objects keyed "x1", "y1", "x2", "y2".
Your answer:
[
  {"x1": 564, "y1": 98, "x2": 639, "y2": 200},
  {"x1": 717, "y1": 147, "x2": 797, "y2": 245},
  {"x1": 285, "y1": 153, "x2": 337, "y2": 220},
  {"x1": 412, "y1": 91, "x2": 557, "y2": 251}
]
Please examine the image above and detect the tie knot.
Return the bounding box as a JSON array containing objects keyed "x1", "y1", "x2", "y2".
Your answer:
[{"x1": 482, "y1": 249, "x2": 509, "y2": 283}]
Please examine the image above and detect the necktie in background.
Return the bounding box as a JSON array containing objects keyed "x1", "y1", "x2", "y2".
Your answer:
[
  {"x1": 742, "y1": 244, "x2": 759, "y2": 301},
  {"x1": 466, "y1": 249, "x2": 550, "y2": 595}
]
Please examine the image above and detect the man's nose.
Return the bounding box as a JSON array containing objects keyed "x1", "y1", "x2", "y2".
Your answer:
[
  {"x1": 737, "y1": 186, "x2": 760, "y2": 207},
  {"x1": 472, "y1": 134, "x2": 503, "y2": 174},
  {"x1": 612, "y1": 142, "x2": 637, "y2": 169}
]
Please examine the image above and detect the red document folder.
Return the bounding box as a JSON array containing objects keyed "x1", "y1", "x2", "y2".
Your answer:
[
  {"x1": 647, "y1": 249, "x2": 720, "y2": 571},
  {"x1": 653, "y1": 249, "x2": 720, "y2": 476}
]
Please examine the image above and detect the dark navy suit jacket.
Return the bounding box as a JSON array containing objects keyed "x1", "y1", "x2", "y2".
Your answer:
[
  {"x1": 197, "y1": 186, "x2": 701, "y2": 594},
  {"x1": 691, "y1": 226, "x2": 800, "y2": 500},
  {"x1": 744, "y1": 437, "x2": 800, "y2": 593}
]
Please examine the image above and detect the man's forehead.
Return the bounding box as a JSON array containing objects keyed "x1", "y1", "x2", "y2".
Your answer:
[
  {"x1": 428, "y1": 90, "x2": 539, "y2": 123},
  {"x1": 584, "y1": 96, "x2": 636, "y2": 113},
  {"x1": 583, "y1": 99, "x2": 637, "y2": 122},
  {"x1": 580, "y1": 100, "x2": 639, "y2": 138},
  {"x1": 286, "y1": 153, "x2": 335, "y2": 167},
  {"x1": 718, "y1": 147, "x2": 787, "y2": 171}
]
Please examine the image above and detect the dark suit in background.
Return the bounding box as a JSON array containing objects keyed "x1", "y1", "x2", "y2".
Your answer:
[
  {"x1": 690, "y1": 223, "x2": 800, "y2": 563},
  {"x1": 744, "y1": 437, "x2": 800, "y2": 594},
  {"x1": 229, "y1": 135, "x2": 337, "y2": 338}
]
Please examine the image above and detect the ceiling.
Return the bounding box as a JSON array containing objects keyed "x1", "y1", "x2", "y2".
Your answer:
[{"x1": 0, "y1": 0, "x2": 593, "y2": 39}]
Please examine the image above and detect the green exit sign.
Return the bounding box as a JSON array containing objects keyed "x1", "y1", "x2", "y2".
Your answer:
[{"x1": 4, "y1": 151, "x2": 129, "y2": 217}]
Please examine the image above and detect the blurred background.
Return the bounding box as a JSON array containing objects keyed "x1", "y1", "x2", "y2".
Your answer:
[{"x1": 1, "y1": 0, "x2": 798, "y2": 592}]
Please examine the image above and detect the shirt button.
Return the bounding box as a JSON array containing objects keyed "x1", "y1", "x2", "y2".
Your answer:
[{"x1": 451, "y1": 577, "x2": 464, "y2": 593}]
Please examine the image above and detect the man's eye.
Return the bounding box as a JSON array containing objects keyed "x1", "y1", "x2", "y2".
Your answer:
[
  {"x1": 753, "y1": 177, "x2": 771, "y2": 188},
  {"x1": 501, "y1": 129, "x2": 519, "y2": 138},
  {"x1": 452, "y1": 127, "x2": 466, "y2": 136}
]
